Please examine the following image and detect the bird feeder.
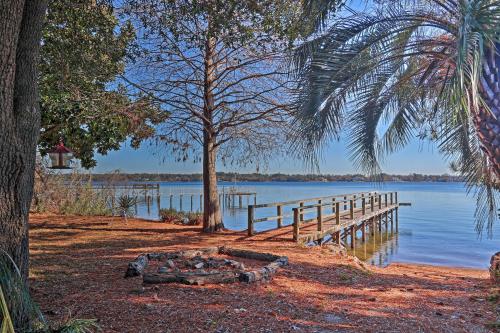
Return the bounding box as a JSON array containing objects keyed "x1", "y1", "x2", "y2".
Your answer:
[{"x1": 48, "y1": 140, "x2": 73, "y2": 169}]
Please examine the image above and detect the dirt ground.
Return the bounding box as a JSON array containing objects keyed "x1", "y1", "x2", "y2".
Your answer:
[{"x1": 29, "y1": 213, "x2": 499, "y2": 333}]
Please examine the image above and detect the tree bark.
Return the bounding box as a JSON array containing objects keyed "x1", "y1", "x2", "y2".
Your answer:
[
  {"x1": 0, "y1": 0, "x2": 47, "y2": 329},
  {"x1": 202, "y1": 32, "x2": 223, "y2": 232},
  {"x1": 478, "y1": 43, "x2": 500, "y2": 186}
]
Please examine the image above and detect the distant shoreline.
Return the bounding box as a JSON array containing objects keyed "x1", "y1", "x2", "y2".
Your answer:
[{"x1": 85, "y1": 172, "x2": 462, "y2": 183}]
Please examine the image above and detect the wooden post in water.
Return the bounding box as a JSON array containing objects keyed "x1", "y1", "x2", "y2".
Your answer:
[
  {"x1": 361, "y1": 221, "x2": 366, "y2": 242},
  {"x1": 370, "y1": 195, "x2": 374, "y2": 212},
  {"x1": 378, "y1": 195, "x2": 382, "y2": 209},
  {"x1": 156, "y1": 194, "x2": 160, "y2": 212},
  {"x1": 362, "y1": 197, "x2": 366, "y2": 215},
  {"x1": 349, "y1": 200, "x2": 354, "y2": 219},
  {"x1": 396, "y1": 207, "x2": 399, "y2": 232},
  {"x1": 332, "y1": 198, "x2": 336, "y2": 213},
  {"x1": 353, "y1": 194, "x2": 357, "y2": 208},
  {"x1": 385, "y1": 193, "x2": 388, "y2": 207},
  {"x1": 335, "y1": 202, "x2": 340, "y2": 225},
  {"x1": 180, "y1": 195, "x2": 183, "y2": 211},
  {"x1": 390, "y1": 192, "x2": 393, "y2": 205},
  {"x1": 371, "y1": 218, "x2": 375, "y2": 236},
  {"x1": 390, "y1": 209, "x2": 394, "y2": 232},
  {"x1": 169, "y1": 195, "x2": 173, "y2": 209},
  {"x1": 239, "y1": 195, "x2": 242, "y2": 208},
  {"x1": 293, "y1": 208, "x2": 300, "y2": 241},
  {"x1": 350, "y1": 226, "x2": 355, "y2": 248},
  {"x1": 395, "y1": 192, "x2": 398, "y2": 204},
  {"x1": 247, "y1": 205, "x2": 254, "y2": 236},
  {"x1": 277, "y1": 205, "x2": 283, "y2": 228},
  {"x1": 190, "y1": 195, "x2": 193, "y2": 212},
  {"x1": 254, "y1": 194, "x2": 257, "y2": 205},
  {"x1": 317, "y1": 200, "x2": 323, "y2": 231},
  {"x1": 343, "y1": 196, "x2": 347, "y2": 210},
  {"x1": 378, "y1": 214, "x2": 382, "y2": 232}
]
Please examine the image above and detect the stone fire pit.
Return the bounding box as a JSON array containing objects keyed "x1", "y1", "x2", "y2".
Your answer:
[{"x1": 125, "y1": 246, "x2": 288, "y2": 285}]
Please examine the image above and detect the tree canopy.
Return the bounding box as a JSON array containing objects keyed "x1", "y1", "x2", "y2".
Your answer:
[{"x1": 39, "y1": 0, "x2": 165, "y2": 168}]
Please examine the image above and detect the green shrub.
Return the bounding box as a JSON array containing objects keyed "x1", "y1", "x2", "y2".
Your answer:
[
  {"x1": 159, "y1": 208, "x2": 183, "y2": 223},
  {"x1": 185, "y1": 212, "x2": 203, "y2": 225},
  {"x1": 117, "y1": 195, "x2": 137, "y2": 223}
]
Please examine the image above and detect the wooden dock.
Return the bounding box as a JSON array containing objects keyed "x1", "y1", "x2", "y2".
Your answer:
[{"x1": 247, "y1": 192, "x2": 399, "y2": 247}]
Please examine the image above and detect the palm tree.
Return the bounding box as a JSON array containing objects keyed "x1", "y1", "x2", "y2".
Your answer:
[{"x1": 292, "y1": 0, "x2": 500, "y2": 235}]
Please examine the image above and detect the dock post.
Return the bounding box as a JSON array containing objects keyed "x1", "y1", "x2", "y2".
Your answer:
[
  {"x1": 390, "y1": 209, "x2": 394, "y2": 232},
  {"x1": 378, "y1": 195, "x2": 382, "y2": 209},
  {"x1": 385, "y1": 193, "x2": 388, "y2": 207},
  {"x1": 277, "y1": 205, "x2": 283, "y2": 228},
  {"x1": 395, "y1": 192, "x2": 398, "y2": 204},
  {"x1": 378, "y1": 215, "x2": 382, "y2": 232},
  {"x1": 169, "y1": 195, "x2": 173, "y2": 209},
  {"x1": 332, "y1": 198, "x2": 336, "y2": 214},
  {"x1": 390, "y1": 192, "x2": 393, "y2": 205},
  {"x1": 371, "y1": 218, "x2": 375, "y2": 236},
  {"x1": 254, "y1": 194, "x2": 257, "y2": 205},
  {"x1": 361, "y1": 221, "x2": 366, "y2": 242},
  {"x1": 293, "y1": 208, "x2": 300, "y2": 241},
  {"x1": 317, "y1": 200, "x2": 323, "y2": 231},
  {"x1": 239, "y1": 195, "x2": 242, "y2": 208},
  {"x1": 353, "y1": 194, "x2": 357, "y2": 208},
  {"x1": 349, "y1": 200, "x2": 354, "y2": 219},
  {"x1": 396, "y1": 207, "x2": 399, "y2": 232},
  {"x1": 370, "y1": 196, "x2": 374, "y2": 212},
  {"x1": 335, "y1": 202, "x2": 340, "y2": 225},
  {"x1": 362, "y1": 198, "x2": 366, "y2": 215},
  {"x1": 350, "y1": 226, "x2": 355, "y2": 248},
  {"x1": 299, "y1": 202, "x2": 304, "y2": 222},
  {"x1": 343, "y1": 196, "x2": 347, "y2": 210},
  {"x1": 385, "y1": 211, "x2": 388, "y2": 227},
  {"x1": 248, "y1": 205, "x2": 254, "y2": 236},
  {"x1": 190, "y1": 195, "x2": 193, "y2": 212},
  {"x1": 156, "y1": 194, "x2": 160, "y2": 212}
]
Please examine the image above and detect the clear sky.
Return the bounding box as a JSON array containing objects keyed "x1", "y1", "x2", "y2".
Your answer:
[{"x1": 93, "y1": 136, "x2": 450, "y2": 175}]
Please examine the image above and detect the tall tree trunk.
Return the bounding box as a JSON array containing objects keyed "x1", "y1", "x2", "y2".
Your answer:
[
  {"x1": 478, "y1": 43, "x2": 500, "y2": 186},
  {"x1": 202, "y1": 33, "x2": 223, "y2": 232},
  {"x1": 0, "y1": 0, "x2": 47, "y2": 329}
]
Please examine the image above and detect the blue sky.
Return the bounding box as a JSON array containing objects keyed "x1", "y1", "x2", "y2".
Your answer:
[
  {"x1": 92, "y1": 0, "x2": 450, "y2": 176},
  {"x1": 93, "y1": 136, "x2": 450, "y2": 175}
]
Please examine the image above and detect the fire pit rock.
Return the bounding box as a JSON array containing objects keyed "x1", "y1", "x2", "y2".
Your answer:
[{"x1": 125, "y1": 246, "x2": 288, "y2": 285}]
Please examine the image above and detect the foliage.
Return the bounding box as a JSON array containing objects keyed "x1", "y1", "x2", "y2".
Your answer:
[
  {"x1": 0, "y1": 253, "x2": 100, "y2": 333},
  {"x1": 291, "y1": 0, "x2": 500, "y2": 235},
  {"x1": 120, "y1": 0, "x2": 306, "y2": 168},
  {"x1": 159, "y1": 208, "x2": 183, "y2": 223},
  {"x1": 38, "y1": 0, "x2": 165, "y2": 168},
  {"x1": 117, "y1": 195, "x2": 137, "y2": 222},
  {"x1": 159, "y1": 209, "x2": 202, "y2": 225},
  {"x1": 32, "y1": 162, "x2": 113, "y2": 216}
]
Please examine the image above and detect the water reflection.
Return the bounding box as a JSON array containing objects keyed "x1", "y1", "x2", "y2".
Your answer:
[{"x1": 348, "y1": 230, "x2": 399, "y2": 267}]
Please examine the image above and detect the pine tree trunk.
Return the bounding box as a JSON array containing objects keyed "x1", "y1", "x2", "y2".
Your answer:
[
  {"x1": 202, "y1": 32, "x2": 223, "y2": 232},
  {"x1": 478, "y1": 43, "x2": 500, "y2": 186},
  {"x1": 0, "y1": 0, "x2": 47, "y2": 329}
]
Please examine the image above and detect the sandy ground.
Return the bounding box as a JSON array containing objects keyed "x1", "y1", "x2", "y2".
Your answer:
[{"x1": 29, "y1": 214, "x2": 499, "y2": 333}]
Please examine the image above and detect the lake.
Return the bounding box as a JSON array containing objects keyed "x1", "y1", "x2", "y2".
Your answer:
[{"x1": 123, "y1": 181, "x2": 499, "y2": 269}]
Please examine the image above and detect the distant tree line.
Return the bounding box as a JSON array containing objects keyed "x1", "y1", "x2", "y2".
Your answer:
[{"x1": 87, "y1": 172, "x2": 462, "y2": 183}]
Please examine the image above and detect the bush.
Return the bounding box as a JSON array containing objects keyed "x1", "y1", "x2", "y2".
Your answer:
[
  {"x1": 185, "y1": 212, "x2": 203, "y2": 225},
  {"x1": 159, "y1": 208, "x2": 183, "y2": 223},
  {"x1": 159, "y1": 209, "x2": 202, "y2": 225},
  {"x1": 32, "y1": 161, "x2": 113, "y2": 216}
]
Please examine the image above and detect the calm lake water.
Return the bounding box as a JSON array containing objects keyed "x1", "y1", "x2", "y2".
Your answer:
[{"x1": 124, "y1": 181, "x2": 499, "y2": 269}]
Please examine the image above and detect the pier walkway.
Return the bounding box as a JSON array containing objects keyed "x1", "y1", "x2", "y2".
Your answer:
[{"x1": 247, "y1": 192, "x2": 399, "y2": 247}]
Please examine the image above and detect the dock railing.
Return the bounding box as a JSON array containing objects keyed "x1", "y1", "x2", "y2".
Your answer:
[
  {"x1": 247, "y1": 191, "x2": 396, "y2": 236},
  {"x1": 291, "y1": 191, "x2": 398, "y2": 242}
]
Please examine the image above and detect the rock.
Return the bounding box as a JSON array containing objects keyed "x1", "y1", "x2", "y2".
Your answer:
[
  {"x1": 324, "y1": 244, "x2": 347, "y2": 256},
  {"x1": 166, "y1": 259, "x2": 176, "y2": 269},
  {"x1": 181, "y1": 217, "x2": 189, "y2": 225},
  {"x1": 194, "y1": 262, "x2": 205, "y2": 269},
  {"x1": 324, "y1": 313, "x2": 345, "y2": 324},
  {"x1": 490, "y1": 252, "x2": 500, "y2": 283},
  {"x1": 158, "y1": 266, "x2": 169, "y2": 273}
]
